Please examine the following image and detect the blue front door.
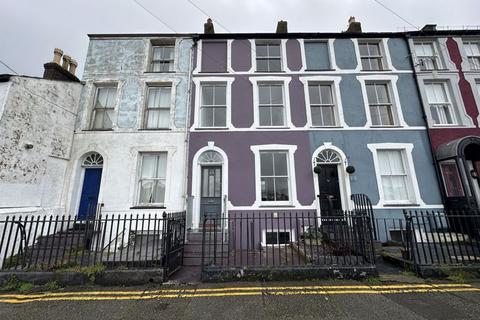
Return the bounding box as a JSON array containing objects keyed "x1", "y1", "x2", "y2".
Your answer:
[{"x1": 78, "y1": 168, "x2": 102, "y2": 220}]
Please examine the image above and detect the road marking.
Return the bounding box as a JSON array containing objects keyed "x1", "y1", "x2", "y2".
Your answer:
[{"x1": 0, "y1": 284, "x2": 478, "y2": 304}]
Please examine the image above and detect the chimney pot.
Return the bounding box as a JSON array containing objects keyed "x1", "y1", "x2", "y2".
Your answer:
[
  {"x1": 204, "y1": 18, "x2": 215, "y2": 34},
  {"x1": 421, "y1": 24, "x2": 437, "y2": 32},
  {"x1": 53, "y1": 48, "x2": 63, "y2": 64},
  {"x1": 69, "y1": 59, "x2": 78, "y2": 75},
  {"x1": 62, "y1": 55, "x2": 71, "y2": 70},
  {"x1": 346, "y1": 16, "x2": 362, "y2": 33},
  {"x1": 276, "y1": 20, "x2": 288, "y2": 33}
]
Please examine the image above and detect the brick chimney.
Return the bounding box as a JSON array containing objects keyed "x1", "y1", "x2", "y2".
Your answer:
[
  {"x1": 204, "y1": 18, "x2": 215, "y2": 34},
  {"x1": 43, "y1": 48, "x2": 80, "y2": 82},
  {"x1": 276, "y1": 20, "x2": 288, "y2": 33},
  {"x1": 421, "y1": 24, "x2": 437, "y2": 32},
  {"x1": 346, "y1": 16, "x2": 362, "y2": 33}
]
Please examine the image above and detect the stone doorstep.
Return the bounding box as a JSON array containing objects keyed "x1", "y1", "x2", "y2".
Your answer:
[{"x1": 0, "y1": 269, "x2": 165, "y2": 287}]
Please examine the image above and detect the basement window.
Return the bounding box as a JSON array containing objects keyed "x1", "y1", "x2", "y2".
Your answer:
[{"x1": 265, "y1": 230, "x2": 291, "y2": 245}]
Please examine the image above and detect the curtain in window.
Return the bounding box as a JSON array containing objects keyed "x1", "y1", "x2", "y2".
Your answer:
[
  {"x1": 378, "y1": 150, "x2": 409, "y2": 201},
  {"x1": 139, "y1": 154, "x2": 167, "y2": 204},
  {"x1": 146, "y1": 87, "x2": 171, "y2": 129}
]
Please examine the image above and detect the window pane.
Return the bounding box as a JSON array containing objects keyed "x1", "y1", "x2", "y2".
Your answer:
[
  {"x1": 146, "y1": 109, "x2": 160, "y2": 129},
  {"x1": 270, "y1": 106, "x2": 285, "y2": 126},
  {"x1": 378, "y1": 150, "x2": 405, "y2": 175},
  {"x1": 261, "y1": 177, "x2": 275, "y2": 201},
  {"x1": 375, "y1": 85, "x2": 389, "y2": 103},
  {"x1": 366, "y1": 84, "x2": 377, "y2": 103},
  {"x1": 214, "y1": 85, "x2": 226, "y2": 105},
  {"x1": 213, "y1": 107, "x2": 226, "y2": 127},
  {"x1": 440, "y1": 160, "x2": 465, "y2": 197},
  {"x1": 141, "y1": 155, "x2": 157, "y2": 178},
  {"x1": 95, "y1": 88, "x2": 108, "y2": 108},
  {"x1": 202, "y1": 86, "x2": 214, "y2": 105},
  {"x1": 139, "y1": 180, "x2": 155, "y2": 203},
  {"x1": 157, "y1": 109, "x2": 170, "y2": 128},
  {"x1": 278, "y1": 232, "x2": 290, "y2": 244},
  {"x1": 274, "y1": 152, "x2": 288, "y2": 175},
  {"x1": 308, "y1": 85, "x2": 321, "y2": 105},
  {"x1": 311, "y1": 106, "x2": 323, "y2": 126},
  {"x1": 321, "y1": 107, "x2": 335, "y2": 126},
  {"x1": 200, "y1": 107, "x2": 214, "y2": 127},
  {"x1": 268, "y1": 59, "x2": 282, "y2": 72},
  {"x1": 368, "y1": 43, "x2": 380, "y2": 55},
  {"x1": 270, "y1": 85, "x2": 283, "y2": 104},
  {"x1": 359, "y1": 43, "x2": 369, "y2": 56},
  {"x1": 153, "y1": 180, "x2": 166, "y2": 203},
  {"x1": 320, "y1": 85, "x2": 333, "y2": 104},
  {"x1": 275, "y1": 177, "x2": 289, "y2": 200},
  {"x1": 93, "y1": 110, "x2": 105, "y2": 129},
  {"x1": 260, "y1": 152, "x2": 274, "y2": 176},
  {"x1": 266, "y1": 232, "x2": 277, "y2": 245},
  {"x1": 256, "y1": 59, "x2": 268, "y2": 72},
  {"x1": 256, "y1": 44, "x2": 268, "y2": 57},
  {"x1": 268, "y1": 44, "x2": 281, "y2": 57},
  {"x1": 259, "y1": 86, "x2": 270, "y2": 105},
  {"x1": 159, "y1": 87, "x2": 171, "y2": 108},
  {"x1": 259, "y1": 106, "x2": 271, "y2": 126}
]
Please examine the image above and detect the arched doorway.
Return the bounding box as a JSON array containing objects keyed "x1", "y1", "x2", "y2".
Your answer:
[
  {"x1": 437, "y1": 136, "x2": 480, "y2": 210},
  {"x1": 312, "y1": 146, "x2": 351, "y2": 216},
  {"x1": 77, "y1": 152, "x2": 103, "y2": 220},
  {"x1": 198, "y1": 150, "x2": 224, "y2": 223}
]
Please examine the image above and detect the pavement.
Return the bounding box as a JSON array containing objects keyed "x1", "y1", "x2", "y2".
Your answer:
[{"x1": 1, "y1": 280, "x2": 480, "y2": 319}]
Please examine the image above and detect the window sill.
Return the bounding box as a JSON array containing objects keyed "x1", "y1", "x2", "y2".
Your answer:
[
  {"x1": 305, "y1": 68, "x2": 335, "y2": 72},
  {"x1": 383, "y1": 203, "x2": 420, "y2": 207},
  {"x1": 195, "y1": 127, "x2": 229, "y2": 130},
  {"x1": 360, "y1": 69, "x2": 392, "y2": 72},
  {"x1": 144, "y1": 71, "x2": 176, "y2": 74},
  {"x1": 310, "y1": 125, "x2": 342, "y2": 128},
  {"x1": 259, "y1": 203, "x2": 294, "y2": 208},
  {"x1": 370, "y1": 125, "x2": 403, "y2": 128},
  {"x1": 431, "y1": 124, "x2": 461, "y2": 128},
  {"x1": 255, "y1": 70, "x2": 286, "y2": 73},
  {"x1": 198, "y1": 71, "x2": 228, "y2": 74},
  {"x1": 82, "y1": 129, "x2": 114, "y2": 132},
  {"x1": 130, "y1": 205, "x2": 167, "y2": 209},
  {"x1": 256, "y1": 126, "x2": 290, "y2": 129},
  {"x1": 138, "y1": 128, "x2": 171, "y2": 131}
]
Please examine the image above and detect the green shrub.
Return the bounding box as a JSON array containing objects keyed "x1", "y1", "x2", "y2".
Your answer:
[{"x1": 44, "y1": 280, "x2": 61, "y2": 291}]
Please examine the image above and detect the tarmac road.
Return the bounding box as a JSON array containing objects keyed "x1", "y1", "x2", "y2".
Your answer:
[{"x1": 1, "y1": 281, "x2": 480, "y2": 320}]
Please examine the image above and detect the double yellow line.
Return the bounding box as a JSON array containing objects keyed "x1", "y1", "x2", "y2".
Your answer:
[{"x1": 0, "y1": 283, "x2": 478, "y2": 304}]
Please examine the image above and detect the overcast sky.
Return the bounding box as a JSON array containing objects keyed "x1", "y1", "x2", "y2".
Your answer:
[{"x1": 1, "y1": 0, "x2": 479, "y2": 78}]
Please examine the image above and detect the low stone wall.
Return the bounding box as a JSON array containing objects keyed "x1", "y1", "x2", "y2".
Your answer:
[
  {"x1": 202, "y1": 266, "x2": 378, "y2": 282},
  {"x1": 0, "y1": 269, "x2": 164, "y2": 287}
]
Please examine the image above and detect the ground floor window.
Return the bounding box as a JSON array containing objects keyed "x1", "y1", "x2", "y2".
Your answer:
[
  {"x1": 439, "y1": 160, "x2": 465, "y2": 197},
  {"x1": 138, "y1": 153, "x2": 167, "y2": 205},
  {"x1": 260, "y1": 151, "x2": 289, "y2": 202},
  {"x1": 265, "y1": 230, "x2": 291, "y2": 245}
]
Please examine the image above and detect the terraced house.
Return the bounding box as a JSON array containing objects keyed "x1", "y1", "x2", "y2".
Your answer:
[
  {"x1": 187, "y1": 18, "x2": 443, "y2": 245},
  {"x1": 407, "y1": 26, "x2": 480, "y2": 211}
]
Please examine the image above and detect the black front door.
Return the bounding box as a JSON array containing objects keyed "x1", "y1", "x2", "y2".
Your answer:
[
  {"x1": 317, "y1": 164, "x2": 342, "y2": 216},
  {"x1": 200, "y1": 166, "x2": 222, "y2": 222}
]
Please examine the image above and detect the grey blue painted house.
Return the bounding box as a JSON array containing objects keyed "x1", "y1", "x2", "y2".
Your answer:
[{"x1": 187, "y1": 20, "x2": 443, "y2": 243}]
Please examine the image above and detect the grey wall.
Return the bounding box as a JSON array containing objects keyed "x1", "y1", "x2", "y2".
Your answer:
[{"x1": 334, "y1": 39, "x2": 358, "y2": 69}]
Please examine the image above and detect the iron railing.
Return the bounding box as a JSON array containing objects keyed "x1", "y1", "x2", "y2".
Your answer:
[
  {"x1": 0, "y1": 212, "x2": 186, "y2": 273},
  {"x1": 201, "y1": 211, "x2": 375, "y2": 270},
  {"x1": 351, "y1": 194, "x2": 377, "y2": 240},
  {"x1": 404, "y1": 210, "x2": 480, "y2": 267}
]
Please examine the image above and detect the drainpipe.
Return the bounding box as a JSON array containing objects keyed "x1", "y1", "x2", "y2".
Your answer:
[
  {"x1": 181, "y1": 37, "x2": 195, "y2": 231},
  {"x1": 405, "y1": 33, "x2": 447, "y2": 206}
]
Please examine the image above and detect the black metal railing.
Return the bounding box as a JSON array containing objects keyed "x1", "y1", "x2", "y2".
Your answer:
[
  {"x1": 201, "y1": 211, "x2": 375, "y2": 270},
  {"x1": 0, "y1": 212, "x2": 186, "y2": 273},
  {"x1": 373, "y1": 217, "x2": 409, "y2": 245},
  {"x1": 404, "y1": 210, "x2": 480, "y2": 267},
  {"x1": 351, "y1": 194, "x2": 377, "y2": 241}
]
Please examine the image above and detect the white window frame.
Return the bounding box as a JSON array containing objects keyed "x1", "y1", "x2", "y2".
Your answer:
[
  {"x1": 299, "y1": 39, "x2": 337, "y2": 72},
  {"x1": 250, "y1": 144, "x2": 299, "y2": 207},
  {"x1": 262, "y1": 229, "x2": 296, "y2": 247},
  {"x1": 424, "y1": 82, "x2": 457, "y2": 126},
  {"x1": 367, "y1": 143, "x2": 423, "y2": 207},
  {"x1": 355, "y1": 39, "x2": 393, "y2": 72},
  {"x1": 413, "y1": 41, "x2": 443, "y2": 71},
  {"x1": 249, "y1": 76, "x2": 293, "y2": 129},
  {"x1": 357, "y1": 75, "x2": 406, "y2": 127},
  {"x1": 199, "y1": 83, "x2": 228, "y2": 128},
  {"x1": 192, "y1": 77, "x2": 234, "y2": 130},
  {"x1": 143, "y1": 85, "x2": 173, "y2": 129},
  {"x1": 299, "y1": 76, "x2": 346, "y2": 128},
  {"x1": 250, "y1": 39, "x2": 289, "y2": 73},
  {"x1": 464, "y1": 41, "x2": 480, "y2": 71},
  {"x1": 463, "y1": 75, "x2": 480, "y2": 125},
  {"x1": 90, "y1": 84, "x2": 119, "y2": 130},
  {"x1": 136, "y1": 152, "x2": 169, "y2": 207},
  {"x1": 149, "y1": 42, "x2": 176, "y2": 73}
]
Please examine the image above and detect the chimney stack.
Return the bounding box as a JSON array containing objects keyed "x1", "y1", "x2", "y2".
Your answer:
[
  {"x1": 276, "y1": 20, "x2": 288, "y2": 33},
  {"x1": 43, "y1": 48, "x2": 80, "y2": 82},
  {"x1": 346, "y1": 16, "x2": 362, "y2": 33},
  {"x1": 204, "y1": 18, "x2": 215, "y2": 34}
]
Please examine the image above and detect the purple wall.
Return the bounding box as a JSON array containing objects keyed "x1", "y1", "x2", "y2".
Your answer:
[
  {"x1": 201, "y1": 41, "x2": 227, "y2": 72},
  {"x1": 289, "y1": 76, "x2": 308, "y2": 127},
  {"x1": 188, "y1": 131, "x2": 316, "y2": 207},
  {"x1": 232, "y1": 40, "x2": 252, "y2": 71},
  {"x1": 286, "y1": 39, "x2": 302, "y2": 71},
  {"x1": 231, "y1": 76, "x2": 254, "y2": 128}
]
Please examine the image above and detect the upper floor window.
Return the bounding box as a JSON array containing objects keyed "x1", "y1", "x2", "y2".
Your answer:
[
  {"x1": 260, "y1": 151, "x2": 289, "y2": 202},
  {"x1": 200, "y1": 83, "x2": 226, "y2": 127},
  {"x1": 464, "y1": 41, "x2": 480, "y2": 70},
  {"x1": 138, "y1": 153, "x2": 167, "y2": 205},
  {"x1": 359, "y1": 41, "x2": 385, "y2": 71},
  {"x1": 256, "y1": 42, "x2": 282, "y2": 72},
  {"x1": 425, "y1": 82, "x2": 456, "y2": 125},
  {"x1": 414, "y1": 42, "x2": 441, "y2": 70},
  {"x1": 91, "y1": 86, "x2": 117, "y2": 130},
  {"x1": 308, "y1": 83, "x2": 336, "y2": 126},
  {"x1": 258, "y1": 83, "x2": 285, "y2": 126},
  {"x1": 151, "y1": 45, "x2": 174, "y2": 72},
  {"x1": 144, "y1": 86, "x2": 171, "y2": 129},
  {"x1": 304, "y1": 41, "x2": 330, "y2": 70},
  {"x1": 366, "y1": 83, "x2": 394, "y2": 126}
]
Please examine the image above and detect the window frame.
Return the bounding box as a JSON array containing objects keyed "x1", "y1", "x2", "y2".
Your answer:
[
  {"x1": 137, "y1": 152, "x2": 168, "y2": 206},
  {"x1": 90, "y1": 85, "x2": 118, "y2": 130},
  {"x1": 263, "y1": 229, "x2": 295, "y2": 247},
  {"x1": 199, "y1": 82, "x2": 228, "y2": 128},
  {"x1": 143, "y1": 85, "x2": 172, "y2": 129},
  {"x1": 464, "y1": 41, "x2": 480, "y2": 71},
  {"x1": 358, "y1": 40, "x2": 387, "y2": 71},
  {"x1": 250, "y1": 76, "x2": 293, "y2": 129},
  {"x1": 149, "y1": 42, "x2": 176, "y2": 73},
  {"x1": 254, "y1": 40, "x2": 284, "y2": 72},
  {"x1": 259, "y1": 150, "x2": 290, "y2": 202},
  {"x1": 368, "y1": 143, "x2": 423, "y2": 206},
  {"x1": 413, "y1": 41, "x2": 442, "y2": 71},
  {"x1": 439, "y1": 159, "x2": 466, "y2": 197},
  {"x1": 366, "y1": 82, "x2": 395, "y2": 127},
  {"x1": 424, "y1": 81, "x2": 458, "y2": 126},
  {"x1": 307, "y1": 83, "x2": 337, "y2": 127},
  {"x1": 250, "y1": 144, "x2": 299, "y2": 207}
]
